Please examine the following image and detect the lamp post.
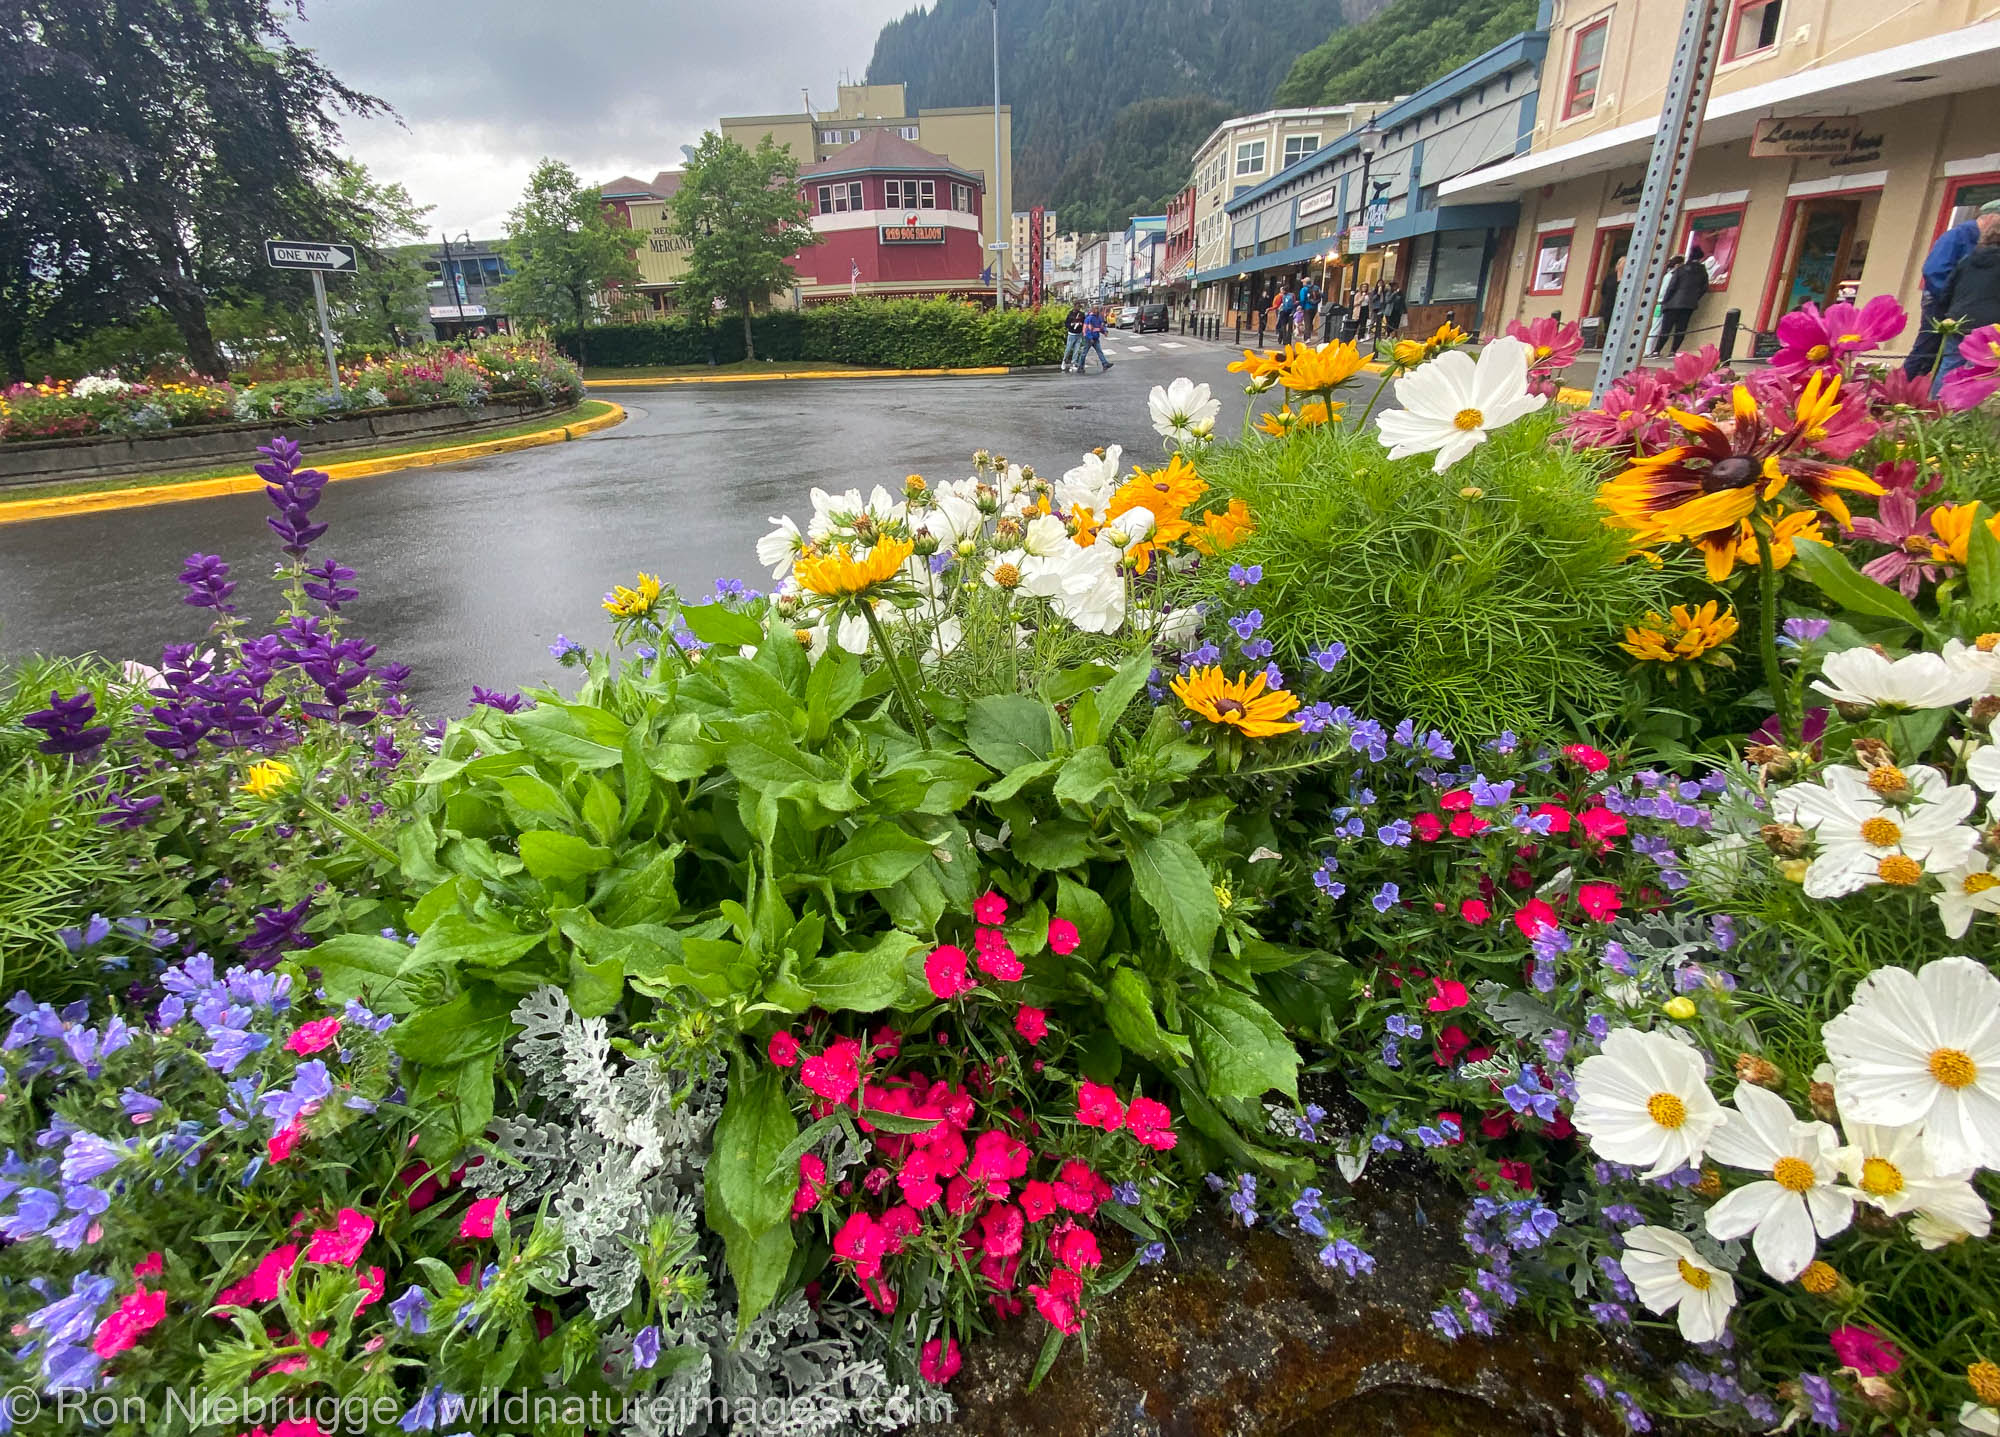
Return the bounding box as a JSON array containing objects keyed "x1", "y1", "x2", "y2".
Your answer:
[
  {"x1": 438, "y1": 230, "x2": 472, "y2": 335},
  {"x1": 989, "y1": 0, "x2": 1005, "y2": 312},
  {"x1": 1354, "y1": 121, "x2": 1382, "y2": 266}
]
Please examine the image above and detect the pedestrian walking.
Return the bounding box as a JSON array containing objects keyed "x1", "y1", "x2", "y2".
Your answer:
[
  {"x1": 1381, "y1": 285, "x2": 1407, "y2": 339},
  {"x1": 1298, "y1": 276, "x2": 1320, "y2": 342},
  {"x1": 1351, "y1": 287, "x2": 1372, "y2": 344},
  {"x1": 1653, "y1": 251, "x2": 1709, "y2": 355},
  {"x1": 1598, "y1": 253, "x2": 1624, "y2": 325},
  {"x1": 1934, "y1": 228, "x2": 2000, "y2": 392},
  {"x1": 1061, "y1": 302, "x2": 1087, "y2": 372},
  {"x1": 1276, "y1": 284, "x2": 1299, "y2": 345},
  {"x1": 1906, "y1": 200, "x2": 2000, "y2": 379},
  {"x1": 1079, "y1": 306, "x2": 1113, "y2": 373}
]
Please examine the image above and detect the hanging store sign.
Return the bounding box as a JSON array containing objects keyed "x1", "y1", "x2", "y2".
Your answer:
[
  {"x1": 1298, "y1": 188, "x2": 1336, "y2": 219},
  {"x1": 1750, "y1": 115, "x2": 1870, "y2": 158},
  {"x1": 879, "y1": 225, "x2": 945, "y2": 244}
]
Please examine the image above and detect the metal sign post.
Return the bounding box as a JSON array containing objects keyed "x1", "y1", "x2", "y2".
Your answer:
[
  {"x1": 264, "y1": 239, "x2": 357, "y2": 398},
  {"x1": 1591, "y1": 0, "x2": 1729, "y2": 403}
]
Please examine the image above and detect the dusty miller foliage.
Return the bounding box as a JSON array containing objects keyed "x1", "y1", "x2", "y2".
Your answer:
[{"x1": 467, "y1": 986, "x2": 936, "y2": 1436}]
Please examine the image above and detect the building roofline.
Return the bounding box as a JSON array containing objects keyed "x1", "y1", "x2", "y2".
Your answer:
[
  {"x1": 1191, "y1": 102, "x2": 1392, "y2": 163},
  {"x1": 915, "y1": 104, "x2": 1013, "y2": 118},
  {"x1": 719, "y1": 111, "x2": 812, "y2": 127}
]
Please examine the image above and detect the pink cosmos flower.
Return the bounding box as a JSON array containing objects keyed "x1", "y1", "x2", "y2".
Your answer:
[
  {"x1": 458, "y1": 1196, "x2": 505, "y2": 1240},
  {"x1": 133, "y1": 1252, "x2": 163, "y2": 1279},
  {"x1": 1561, "y1": 369, "x2": 1676, "y2": 452},
  {"x1": 1014, "y1": 1004, "x2": 1048, "y2": 1045},
  {"x1": 800, "y1": 1038, "x2": 864, "y2": 1103},
  {"x1": 920, "y1": 1336, "x2": 962, "y2": 1385},
  {"x1": 767, "y1": 1031, "x2": 800, "y2": 1068},
  {"x1": 1046, "y1": 917, "x2": 1080, "y2": 955},
  {"x1": 1664, "y1": 344, "x2": 1723, "y2": 394},
  {"x1": 1561, "y1": 742, "x2": 1610, "y2": 774},
  {"x1": 1941, "y1": 324, "x2": 2000, "y2": 411},
  {"x1": 1029, "y1": 1265, "x2": 1084, "y2": 1334},
  {"x1": 1124, "y1": 1095, "x2": 1176, "y2": 1151},
  {"x1": 1747, "y1": 367, "x2": 1879, "y2": 459},
  {"x1": 1769, "y1": 295, "x2": 1906, "y2": 378},
  {"x1": 1830, "y1": 1324, "x2": 1902, "y2": 1377},
  {"x1": 267, "y1": 1118, "x2": 306, "y2": 1165},
  {"x1": 1459, "y1": 898, "x2": 1490, "y2": 926},
  {"x1": 1866, "y1": 367, "x2": 1942, "y2": 415},
  {"x1": 1574, "y1": 882, "x2": 1623, "y2": 922},
  {"x1": 925, "y1": 944, "x2": 978, "y2": 1000},
  {"x1": 1425, "y1": 978, "x2": 1470, "y2": 1013},
  {"x1": 1076, "y1": 1081, "x2": 1125, "y2": 1131},
  {"x1": 973, "y1": 890, "x2": 1008, "y2": 925},
  {"x1": 305, "y1": 1208, "x2": 374, "y2": 1267},
  {"x1": 1050, "y1": 1223, "x2": 1102, "y2": 1272},
  {"x1": 1505, "y1": 316, "x2": 1584, "y2": 376},
  {"x1": 285, "y1": 1016, "x2": 342, "y2": 1056},
  {"x1": 214, "y1": 1243, "x2": 300, "y2": 1308},
  {"x1": 91, "y1": 1285, "x2": 167, "y2": 1357},
  {"x1": 1854, "y1": 487, "x2": 1948, "y2": 597}
]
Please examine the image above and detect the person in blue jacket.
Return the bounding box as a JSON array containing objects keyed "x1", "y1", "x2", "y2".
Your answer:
[{"x1": 1905, "y1": 200, "x2": 2000, "y2": 378}]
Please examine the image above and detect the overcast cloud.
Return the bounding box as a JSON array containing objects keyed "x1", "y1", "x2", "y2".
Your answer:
[{"x1": 297, "y1": 0, "x2": 929, "y2": 239}]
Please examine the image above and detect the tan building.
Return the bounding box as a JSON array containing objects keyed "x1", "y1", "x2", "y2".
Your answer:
[
  {"x1": 722, "y1": 83, "x2": 1012, "y2": 292},
  {"x1": 1444, "y1": 0, "x2": 2000, "y2": 352},
  {"x1": 1188, "y1": 102, "x2": 1393, "y2": 315},
  {"x1": 1010, "y1": 209, "x2": 1059, "y2": 284},
  {"x1": 599, "y1": 172, "x2": 693, "y2": 313}
]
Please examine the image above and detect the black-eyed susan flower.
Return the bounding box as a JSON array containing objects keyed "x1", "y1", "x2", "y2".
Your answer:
[
  {"x1": 793, "y1": 536, "x2": 914, "y2": 601},
  {"x1": 1275, "y1": 340, "x2": 1367, "y2": 397},
  {"x1": 1170, "y1": 665, "x2": 1302, "y2": 739},
  {"x1": 1619, "y1": 602, "x2": 1740, "y2": 678}
]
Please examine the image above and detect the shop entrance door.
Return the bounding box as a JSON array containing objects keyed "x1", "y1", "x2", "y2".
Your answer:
[
  {"x1": 1589, "y1": 227, "x2": 1633, "y2": 325},
  {"x1": 1780, "y1": 200, "x2": 1861, "y2": 313}
]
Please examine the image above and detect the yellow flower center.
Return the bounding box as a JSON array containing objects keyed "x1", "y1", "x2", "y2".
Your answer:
[
  {"x1": 1677, "y1": 1258, "x2": 1711, "y2": 1291},
  {"x1": 1968, "y1": 1361, "x2": 2000, "y2": 1406},
  {"x1": 1866, "y1": 765, "x2": 1909, "y2": 796},
  {"x1": 1966, "y1": 872, "x2": 2000, "y2": 895},
  {"x1": 1452, "y1": 408, "x2": 1485, "y2": 432},
  {"x1": 1647, "y1": 1092, "x2": 1688, "y2": 1129},
  {"x1": 1838, "y1": 333, "x2": 1862, "y2": 344},
  {"x1": 1771, "y1": 1156, "x2": 1817, "y2": 1193},
  {"x1": 1978, "y1": 633, "x2": 2000, "y2": 653},
  {"x1": 991, "y1": 563, "x2": 1021, "y2": 590},
  {"x1": 1930, "y1": 1047, "x2": 1979, "y2": 1089},
  {"x1": 1859, "y1": 1156, "x2": 1904, "y2": 1196},
  {"x1": 1877, "y1": 855, "x2": 1923, "y2": 885},
  {"x1": 1799, "y1": 1261, "x2": 1838, "y2": 1295},
  {"x1": 1858, "y1": 815, "x2": 1902, "y2": 846},
  {"x1": 1807, "y1": 344, "x2": 1831, "y2": 361},
  {"x1": 1535, "y1": 344, "x2": 1553, "y2": 358}
]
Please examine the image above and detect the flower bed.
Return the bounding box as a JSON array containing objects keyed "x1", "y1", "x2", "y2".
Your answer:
[{"x1": 3, "y1": 313, "x2": 2000, "y2": 1435}]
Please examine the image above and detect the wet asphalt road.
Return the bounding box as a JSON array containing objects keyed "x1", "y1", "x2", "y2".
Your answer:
[{"x1": 0, "y1": 333, "x2": 1268, "y2": 713}]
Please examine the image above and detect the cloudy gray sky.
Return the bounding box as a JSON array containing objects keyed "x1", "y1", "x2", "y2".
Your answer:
[{"x1": 298, "y1": 0, "x2": 929, "y2": 238}]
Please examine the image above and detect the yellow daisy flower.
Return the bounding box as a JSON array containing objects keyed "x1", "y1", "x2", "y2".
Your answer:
[
  {"x1": 793, "y1": 536, "x2": 915, "y2": 600},
  {"x1": 242, "y1": 759, "x2": 295, "y2": 800},
  {"x1": 1620, "y1": 602, "x2": 1740, "y2": 667},
  {"x1": 1170, "y1": 665, "x2": 1302, "y2": 739},
  {"x1": 603, "y1": 572, "x2": 664, "y2": 618}
]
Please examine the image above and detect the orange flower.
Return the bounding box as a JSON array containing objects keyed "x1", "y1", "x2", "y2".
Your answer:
[
  {"x1": 1170, "y1": 666, "x2": 1301, "y2": 739},
  {"x1": 1110, "y1": 455, "x2": 1207, "y2": 524},
  {"x1": 793, "y1": 536, "x2": 914, "y2": 599},
  {"x1": 1275, "y1": 340, "x2": 1367, "y2": 396},
  {"x1": 1189, "y1": 498, "x2": 1256, "y2": 555}
]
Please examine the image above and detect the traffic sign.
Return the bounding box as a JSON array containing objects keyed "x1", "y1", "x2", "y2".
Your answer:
[{"x1": 264, "y1": 239, "x2": 357, "y2": 272}]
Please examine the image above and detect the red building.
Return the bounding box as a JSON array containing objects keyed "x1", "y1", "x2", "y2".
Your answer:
[
  {"x1": 790, "y1": 132, "x2": 990, "y2": 304},
  {"x1": 1164, "y1": 184, "x2": 1197, "y2": 292}
]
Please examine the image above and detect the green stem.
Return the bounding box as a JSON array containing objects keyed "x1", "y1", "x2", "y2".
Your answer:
[
  {"x1": 299, "y1": 794, "x2": 401, "y2": 866},
  {"x1": 1352, "y1": 368, "x2": 1397, "y2": 432},
  {"x1": 1753, "y1": 519, "x2": 1798, "y2": 749},
  {"x1": 859, "y1": 602, "x2": 931, "y2": 750}
]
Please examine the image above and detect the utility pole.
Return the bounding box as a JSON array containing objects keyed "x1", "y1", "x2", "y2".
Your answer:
[
  {"x1": 990, "y1": 0, "x2": 1005, "y2": 312},
  {"x1": 1592, "y1": 0, "x2": 1729, "y2": 402},
  {"x1": 439, "y1": 230, "x2": 472, "y2": 334}
]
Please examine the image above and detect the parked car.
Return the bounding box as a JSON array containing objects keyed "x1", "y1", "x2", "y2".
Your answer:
[
  {"x1": 1136, "y1": 303, "x2": 1170, "y2": 333},
  {"x1": 1117, "y1": 305, "x2": 1141, "y2": 329}
]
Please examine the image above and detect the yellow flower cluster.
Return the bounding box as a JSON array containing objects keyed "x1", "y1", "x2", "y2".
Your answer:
[
  {"x1": 241, "y1": 759, "x2": 295, "y2": 800},
  {"x1": 603, "y1": 572, "x2": 664, "y2": 618},
  {"x1": 1619, "y1": 601, "x2": 1740, "y2": 668},
  {"x1": 794, "y1": 537, "x2": 915, "y2": 600}
]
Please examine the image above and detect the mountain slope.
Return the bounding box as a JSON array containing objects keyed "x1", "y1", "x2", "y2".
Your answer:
[
  {"x1": 866, "y1": 0, "x2": 1381, "y2": 231},
  {"x1": 1276, "y1": 0, "x2": 1539, "y2": 107}
]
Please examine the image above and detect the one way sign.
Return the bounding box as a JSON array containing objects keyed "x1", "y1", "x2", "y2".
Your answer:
[{"x1": 264, "y1": 239, "x2": 357, "y2": 272}]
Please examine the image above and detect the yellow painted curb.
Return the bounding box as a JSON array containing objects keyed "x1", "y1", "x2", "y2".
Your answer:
[
  {"x1": 0, "y1": 403, "x2": 627, "y2": 525},
  {"x1": 586, "y1": 366, "x2": 1010, "y2": 388}
]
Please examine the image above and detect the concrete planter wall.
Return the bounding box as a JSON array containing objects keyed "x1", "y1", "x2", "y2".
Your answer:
[{"x1": 0, "y1": 393, "x2": 562, "y2": 487}]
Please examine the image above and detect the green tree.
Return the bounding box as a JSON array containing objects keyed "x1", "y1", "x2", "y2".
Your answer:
[
  {"x1": 495, "y1": 159, "x2": 643, "y2": 367},
  {"x1": 1276, "y1": 0, "x2": 1538, "y2": 107},
  {"x1": 326, "y1": 162, "x2": 433, "y2": 352},
  {"x1": 0, "y1": 0, "x2": 390, "y2": 377},
  {"x1": 669, "y1": 133, "x2": 819, "y2": 362}
]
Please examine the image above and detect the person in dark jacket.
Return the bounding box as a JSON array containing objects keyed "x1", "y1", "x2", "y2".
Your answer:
[
  {"x1": 1653, "y1": 247, "x2": 1709, "y2": 355},
  {"x1": 1061, "y1": 303, "x2": 1087, "y2": 372},
  {"x1": 1908, "y1": 202, "x2": 2000, "y2": 378},
  {"x1": 1934, "y1": 230, "x2": 2000, "y2": 392}
]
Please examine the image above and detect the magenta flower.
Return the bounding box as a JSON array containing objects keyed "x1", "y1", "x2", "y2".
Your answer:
[
  {"x1": 1505, "y1": 316, "x2": 1584, "y2": 375},
  {"x1": 1867, "y1": 366, "x2": 1942, "y2": 415},
  {"x1": 1768, "y1": 295, "x2": 1907, "y2": 378},
  {"x1": 1745, "y1": 368, "x2": 1879, "y2": 458},
  {"x1": 1560, "y1": 369, "x2": 1676, "y2": 452},
  {"x1": 1852, "y1": 487, "x2": 1946, "y2": 596},
  {"x1": 1940, "y1": 324, "x2": 2000, "y2": 411}
]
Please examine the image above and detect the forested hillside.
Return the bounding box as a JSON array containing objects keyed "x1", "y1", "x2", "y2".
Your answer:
[
  {"x1": 1276, "y1": 0, "x2": 1539, "y2": 107},
  {"x1": 865, "y1": 0, "x2": 1386, "y2": 231}
]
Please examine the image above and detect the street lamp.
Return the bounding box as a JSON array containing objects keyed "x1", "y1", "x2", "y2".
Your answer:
[
  {"x1": 989, "y1": 0, "x2": 1005, "y2": 312},
  {"x1": 438, "y1": 230, "x2": 472, "y2": 333}
]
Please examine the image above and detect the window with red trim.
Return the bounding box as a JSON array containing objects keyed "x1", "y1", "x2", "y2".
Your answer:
[
  {"x1": 1724, "y1": 0, "x2": 1782, "y2": 61},
  {"x1": 1564, "y1": 20, "x2": 1608, "y2": 120},
  {"x1": 1529, "y1": 231, "x2": 1573, "y2": 294}
]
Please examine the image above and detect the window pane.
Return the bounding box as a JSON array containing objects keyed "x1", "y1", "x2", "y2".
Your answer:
[
  {"x1": 1532, "y1": 233, "x2": 1572, "y2": 291},
  {"x1": 850, "y1": 183, "x2": 863, "y2": 210},
  {"x1": 921, "y1": 180, "x2": 935, "y2": 206},
  {"x1": 1685, "y1": 209, "x2": 1743, "y2": 285}
]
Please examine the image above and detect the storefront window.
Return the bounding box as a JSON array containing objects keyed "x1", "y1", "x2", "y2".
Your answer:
[
  {"x1": 1429, "y1": 230, "x2": 1486, "y2": 303},
  {"x1": 1943, "y1": 179, "x2": 2000, "y2": 229},
  {"x1": 1683, "y1": 207, "x2": 1744, "y2": 287},
  {"x1": 1564, "y1": 18, "x2": 1608, "y2": 120},
  {"x1": 1529, "y1": 231, "x2": 1572, "y2": 295}
]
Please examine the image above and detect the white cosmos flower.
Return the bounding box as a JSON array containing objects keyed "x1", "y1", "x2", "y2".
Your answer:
[
  {"x1": 1943, "y1": 638, "x2": 2000, "y2": 695},
  {"x1": 805, "y1": 487, "x2": 860, "y2": 541},
  {"x1": 1822, "y1": 956, "x2": 2000, "y2": 1172},
  {"x1": 1960, "y1": 1403, "x2": 2000, "y2": 1435},
  {"x1": 1058, "y1": 445, "x2": 1123, "y2": 511},
  {"x1": 915, "y1": 488, "x2": 983, "y2": 548},
  {"x1": 1619, "y1": 1226, "x2": 1737, "y2": 1343},
  {"x1": 1050, "y1": 548, "x2": 1126, "y2": 634},
  {"x1": 1374, "y1": 336, "x2": 1546, "y2": 474},
  {"x1": 1836, "y1": 1120, "x2": 1990, "y2": 1246},
  {"x1": 756, "y1": 515, "x2": 806, "y2": 580},
  {"x1": 1935, "y1": 855, "x2": 2000, "y2": 938},
  {"x1": 1812, "y1": 647, "x2": 1990, "y2": 711},
  {"x1": 1701, "y1": 1082, "x2": 1851, "y2": 1280},
  {"x1": 1133, "y1": 604, "x2": 1203, "y2": 649},
  {"x1": 1771, "y1": 764, "x2": 1978, "y2": 899},
  {"x1": 1149, "y1": 378, "x2": 1220, "y2": 444},
  {"x1": 1572, "y1": 1027, "x2": 1725, "y2": 1177},
  {"x1": 1969, "y1": 744, "x2": 2000, "y2": 794}
]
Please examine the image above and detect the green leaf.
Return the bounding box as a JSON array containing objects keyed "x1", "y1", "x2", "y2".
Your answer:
[
  {"x1": 517, "y1": 831, "x2": 614, "y2": 884},
  {"x1": 1093, "y1": 648, "x2": 1156, "y2": 740},
  {"x1": 580, "y1": 777, "x2": 622, "y2": 847},
  {"x1": 1126, "y1": 831, "x2": 1219, "y2": 968},
  {"x1": 806, "y1": 648, "x2": 866, "y2": 743},
  {"x1": 823, "y1": 823, "x2": 934, "y2": 892},
  {"x1": 406, "y1": 875, "x2": 469, "y2": 936},
  {"x1": 1972, "y1": 509, "x2": 2000, "y2": 610},
  {"x1": 596, "y1": 846, "x2": 683, "y2": 929},
  {"x1": 707, "y1": 1054, "x2": 799, "y2": 1327},
  {"x1": 1013, "y1": 819, "x2": 1096, "y2": 871},
  {"x1": 966, "y1": 694, "x2": 1054, "y2": 772},
  {"x1": 1791, "y1": 535, "x2": 1929, "y2": 633},
  {"x1": 1051, "y1": 746, "x2": 1117, "y2": 808},
  {"x1": 1056, "y1": 875, "x2": 1115, "y2": 961},
  {"x1": 412, "y1": 1051, "x2": 497, "y2": 1163},
  {"x1": 311, "y1": 934, "x2": 422, "y2": 1015},
  {"x1": 803, "y1": 932, "x2": 924, "y2": 1011},
  {"x1": 875, "y1": 751, "x2": 991, "y2": 815},
  {"x1": 678, "y1": 601, "x2": 765, "y2": 648},
  {"x1": 1186, "y1": 988, "x2": 1299, "y2": 1100},
  {"x1": 392, "y1": 989, "x2": 516, "y2": 1066},
  {"x1": 408, "y1": 913, "x2": 544, "y2": 971},
  {"x1": 620, "y1": 731, "x2": 656, "y2": 833},
  {"x1": 496, "y1": 773, "x2": 576, "y2": 826},
  {"x1": 567, "y1": 949, "x2": 625, "y2": 1018},
  {"x1": 719, "y1": 656, "x2": 805, "y2": 726},
  {"x1": 977, "y1": 756, "x2": 1059, "y2": 802},
  {"x1": 1105, "y1": 966, "x2": 1192, "y2": 1064},
  {"x1": 507, "y1": 706, "x2": 623, "y2": 769},
  {"x1": 723, "y1": 716, "x2": 831, "y2": 797}
]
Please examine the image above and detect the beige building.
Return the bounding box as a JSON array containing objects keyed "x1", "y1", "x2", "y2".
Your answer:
[
  {"x1": 1010, "y1": 209, "x2": 1059, "y2": 283},
  {"x1": 1188, "y1": 102, "x2": 1392, "y2": 314},
  {"x1": 1444, "y1": 0, "x2": 2000, "y2": 352},
  {"x1": 599, "y1": 173, "x2": 692, "y2": 312},
  {"x1": 721, "y1": 83, "x2": 1012, "y2": 290}
]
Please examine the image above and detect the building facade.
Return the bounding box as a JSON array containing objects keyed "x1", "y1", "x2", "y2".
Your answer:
[
  {"x1": 1165, "y1": 186, "x2": 1197, "y2": 294},
  {"x1": 1074, "y1": 234, "x2": 1126, "y2": 304},
  {"x1": 1010, "y1": 209, "x2": 1058, "y2": 287},
  {"x1": 721, "y1": 84, "x2": 1012, "y2": 293},
  {"x1": 786, "y1": 131, "x2": 990, "y2": 303},
  {"x1": 1187, "y1": 102, "x2": 1393, "y2": 317},
  {"x1": 416, "y1": 239, "x2": 512, "y2": 339},
  {"x1": 1444, "y1": 0, "x2": 2000, "y2": 352},
  {"x1": 1197, "y1": 33, "x2": 1547, "y2": 336},
  {"x1": 599, "y1": 173, "x2": 693, "y2": 313},
  {"x1": 1122, "y1": 216, "x2": 1167, "y2": 297}
]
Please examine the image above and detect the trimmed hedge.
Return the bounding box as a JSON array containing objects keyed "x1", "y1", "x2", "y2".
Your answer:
[{"x1": 568, "y1": 299, "x2": 1067, "y2": 370}]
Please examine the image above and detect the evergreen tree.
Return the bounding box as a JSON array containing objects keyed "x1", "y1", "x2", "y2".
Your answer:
[
  {"x1": 327, "y1": 163, "x2": 434, "y2": 353},
  {"x1": 1277, "y1": 0, "x2": 1539, "y2": 107},
  {"x1": 669, "y1": 134, "x2": 819, "y2": 363},
  {"x1": 495, "y1": 160, "x2": 643, "y2": 369}
]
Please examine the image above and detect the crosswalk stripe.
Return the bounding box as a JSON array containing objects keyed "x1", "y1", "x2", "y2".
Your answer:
[
  {"x1": 1126, "y1": 344, "x2": 1150, "y2": 353},
  {"x1": 1160, "y1": 341, "x2": 1186, "y2": 349}
]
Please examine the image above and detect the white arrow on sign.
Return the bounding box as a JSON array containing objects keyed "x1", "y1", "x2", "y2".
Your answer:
[{"x1": 264, "y1": 240, "x2": 358, "y2": 272}]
